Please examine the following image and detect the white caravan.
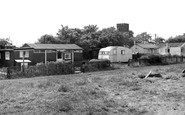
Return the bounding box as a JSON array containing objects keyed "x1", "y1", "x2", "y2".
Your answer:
[{"x1": 98, "y1": 46, "x2": 132, "y2": 62}]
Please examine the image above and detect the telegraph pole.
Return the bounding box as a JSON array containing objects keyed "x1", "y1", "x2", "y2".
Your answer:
[{"x1": 22, "y1": 51, "x2": 25, "y2": 72}]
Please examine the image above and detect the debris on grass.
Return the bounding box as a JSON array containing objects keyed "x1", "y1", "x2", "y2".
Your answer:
[
  {"x1": 163, "y1": 73, "x2": 180, "y2": 80},
  {"x1": 138, "y1": 70, "x2": 162, "y2": 79}
]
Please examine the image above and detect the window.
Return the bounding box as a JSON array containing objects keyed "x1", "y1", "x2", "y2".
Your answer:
[
  {"x1": 100, "y1": 51, "x2": 109, "y2": 55},
  {"x1": 121, "y1": 50, "x2": 125, "y2": 55},
  {"x1": 20, "y1": 51, "x2": 29, "y2": 58},
  {"x1": 65, "y1": 53, "x2": 71, "y2": 59},
  {"x1": 5, "y1": 52, "x2": 10, "y2": 60},
  {"x1": 57, "y1": 52, "x2": 62, "y2": 59}
]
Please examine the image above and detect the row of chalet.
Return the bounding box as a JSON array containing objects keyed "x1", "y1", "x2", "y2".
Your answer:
[
  {"x1": 0, "y1": 43, "x2": 83, "y2": 68},
  {"x1": 132, "y1": 42, "x2": 185, "y2": 56},
  {"x1": 1, "y1": 42, "x2": 185, "y2": 68}
]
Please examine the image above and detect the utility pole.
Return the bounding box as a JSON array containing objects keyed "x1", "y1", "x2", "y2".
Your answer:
[{"x1": 22, "y1": 51, "x2": 25, "y2": 72}]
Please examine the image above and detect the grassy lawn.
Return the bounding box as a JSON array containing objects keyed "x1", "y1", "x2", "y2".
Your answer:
[{"x1": 0, "y1": 63, "x2": 185, "y2": 115}]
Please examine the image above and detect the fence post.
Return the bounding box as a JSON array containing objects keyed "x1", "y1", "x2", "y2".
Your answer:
[{"x1": 7, "y1": 67, "x2": 11, "y2": 79}]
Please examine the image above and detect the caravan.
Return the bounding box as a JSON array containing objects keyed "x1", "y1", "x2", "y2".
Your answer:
[{"x1": 98, "y1": 46, "x2": 132, "y2": 62}]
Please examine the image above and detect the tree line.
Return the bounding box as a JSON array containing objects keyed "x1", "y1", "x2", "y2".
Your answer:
[
  {"x1": 1, "y1": 24, "x2": 185, "y2": 56},
  {"x1": 37, "y1": 25, "x2": 134, "y2": 49}
]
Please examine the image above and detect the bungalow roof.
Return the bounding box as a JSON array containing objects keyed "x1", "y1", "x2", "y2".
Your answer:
[
  {"x1": 158, "y1": 42, "x2": 185, "y2": 48},
  {"x1": 137, "y1": 43, "x2": 158, "y2": 49},
  {"x1": 19, "y1": 43, "x2": 83, "y2": 50}
]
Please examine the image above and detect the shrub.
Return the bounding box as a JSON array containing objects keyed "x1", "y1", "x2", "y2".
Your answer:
[
  {"x1": 82, "y1": 59, "x2": 111, "y2": 72},
  {"x1": 24, "y1": 66, "x2": 37, "y2": 77},
  {"x1": 89, "y1": 59, "x2": 110, "y2": 69},
  {"x1": 47, "y1": 62, "x2": 57, "y2": 75},
  {"x1": 139, "y1": 54, "x2": 163, "y2": 65},
  {"x1": 8, "y1": 61, "x2": 75, "y2": 78},
  {"x1": 36, "y1": 63, "x2": 47, "y2": 76}
]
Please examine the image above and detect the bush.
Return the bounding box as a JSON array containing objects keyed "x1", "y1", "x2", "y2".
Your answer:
[
  {"x1": 47, "y1": 62, "x2": 57, "y2": 75},
  {"x1": 82, "y1": 59, "x2": 111, "y2": 72},
  {"x1": 89, "y1": 59, "x2": 110, "y2": 68},
  {"x1": 139, "y1": 54, "x2": 163, "y2": 65},
  {"x1": 8, "y1": 61, "x2": 75, "y2": 78},
  {"x1": 36, "y1": 63, "x2": 47, "y2": 76}
]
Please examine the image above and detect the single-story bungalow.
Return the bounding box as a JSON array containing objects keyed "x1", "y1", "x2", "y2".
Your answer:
[
  {"x1": 131, "y1": 43, "x2": 158, "y2": 54},
  {"x1": 158, "y1": 42, "x2": 185, "y2": 56},
  {"x1": 0, "y1": 43, "x2": 83, "y2": 68},
  {"x1": 13, "y1": 43, "x2": 83, "y2": 67}
]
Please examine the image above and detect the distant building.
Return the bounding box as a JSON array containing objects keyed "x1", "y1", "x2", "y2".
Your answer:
[
  {"x1": 0, "y1": 43, "x2": 83, "y2": 68},
  {"x1": 14, "y1": 43, "x2": 83, "y2": 67},
  {"x1": 0, "y1": 45, "x2": 16, "y2": 67},
  {"x1": 158, "y1": 42, "x2": 185, "y2": 56},
  {"x1": 117, "y1": 23, "x2": 129, "y2": 32},
  {"x1": 131, "y1": 43, "x2": 159, "y2": 54}
]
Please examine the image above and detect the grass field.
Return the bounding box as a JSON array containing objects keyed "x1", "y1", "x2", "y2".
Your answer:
[{"x1": 0, "y1": 63, "x2": 185, "y2": 115}]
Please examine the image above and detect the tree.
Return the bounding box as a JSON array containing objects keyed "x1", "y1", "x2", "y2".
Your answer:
[
  {"x1": 37, "y1": 34, "x2": 59, "y2": 44},
  {"x1": 98, "y1": 27, "x2": 134, "y2": 48},
  {"x1": 78, "y1": 25, "x2": 100, "y2": 48},
  {"x1": 154, "y1": 36, "x2": 165, "y2": 44},
  {"x1": 57, "y1": 25, "x2": 83, "y2": 44},
  {"x1": 0, "y1": 38, "x2": 12, "y2": 48},
  {"x1": 166, "y1": 33, "x2": 185, "y2": 43},
  {"x1": 134, "y1": 32, "x2": 152, "y2": 43},
  {"x1": 83, "y1": 25, "x2": 98, "y2": 34}
]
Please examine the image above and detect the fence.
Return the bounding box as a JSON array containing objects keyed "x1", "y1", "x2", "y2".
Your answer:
[
  {"x1": 129, "y1": 55, "x2": 185, "y2": 67},
  {"x1": 161, "y1": 56, "x2": 185, "y2": 64}
]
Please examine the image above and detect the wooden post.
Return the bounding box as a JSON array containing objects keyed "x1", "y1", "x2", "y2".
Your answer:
[
  {"x1": 22, "y1": 51, "x2": 25, "y2": 72},
  {"x1": 72, "y1": 51, "x2": 74, "y2": 63},
  {"x1": 45, "y1": 50, "x2": 47, "y2": 64}
]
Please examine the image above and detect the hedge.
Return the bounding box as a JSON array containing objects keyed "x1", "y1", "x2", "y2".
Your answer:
[
  {"x1": 9, "y1": 61, "x2": 74, "y2": 78},
  {"x1": 82, "y1": 59, "x2": 111, "y2": 72},
  {"x1": 139, "y1": 54, "x2": 163, "y2": 65}
]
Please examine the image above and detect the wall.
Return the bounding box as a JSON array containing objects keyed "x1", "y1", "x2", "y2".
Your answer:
[
  {"x1": 0, "y1": 51, "x2": 14, "y2": 67},
  {"x1": 74, "y1": 52, "x2": 83, "y2": 66},
  {"x1": 170, "y1": 47, "x2": 181, "y2": 56},
  {"x1": 116, "y1": 47, "x2": 132, "y2": 62},
  {"x1": 14, "y1": 50, "x2": 56, "y2": 65},
  {"x1": 181, "y1": 45, "x2": 185, "y2": 56},
  {"x1": 131, "y1": 45, "x2": 145, "y2": 54},
  {"x1": 158, "y1": 46, "x2": 168, "y2": 55}
]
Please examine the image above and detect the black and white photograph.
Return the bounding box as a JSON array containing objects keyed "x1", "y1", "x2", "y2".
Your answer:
[{"x1": 0, "y1": 0, "x2": 185, "y2": 114}]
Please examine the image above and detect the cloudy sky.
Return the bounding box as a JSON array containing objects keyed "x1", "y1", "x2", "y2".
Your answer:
[{"x1": 0, "y1": 0, "x2": 185, "y2": 46}]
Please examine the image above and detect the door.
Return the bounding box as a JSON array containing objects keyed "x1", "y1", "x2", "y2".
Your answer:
[{"x1": 57, "y1": 51, "x2": 64, "y2": 61}]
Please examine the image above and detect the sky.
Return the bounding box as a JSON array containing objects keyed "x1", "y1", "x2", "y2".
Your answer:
[{"x1": 0, "y1": 0, "x2": 185, "y2": 46}]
